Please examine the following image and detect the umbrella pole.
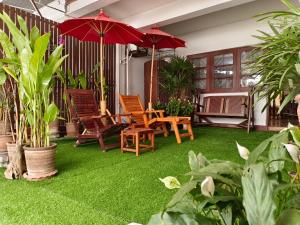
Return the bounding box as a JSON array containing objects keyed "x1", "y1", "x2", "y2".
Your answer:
[
  {"x1": 149, "y1": 44, "x2": 155, "y2": 110},
  {"x1": 100, "y1": 35, "x2": 106, "y2": 115}
]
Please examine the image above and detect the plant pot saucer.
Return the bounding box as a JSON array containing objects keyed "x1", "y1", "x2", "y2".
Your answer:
[{"x1": 23, "y1": 170, "x2": 57, "y2": 181}]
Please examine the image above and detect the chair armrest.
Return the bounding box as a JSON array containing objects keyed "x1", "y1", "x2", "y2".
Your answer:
[
  {"x1": 79, "y1": 115, "x2": 104, "y2": 122},
  {"x1": 130, "y1": 111, "x2": 146, "y2": 115},
  {"x1": 145, "y1": 109, "x2": 165, "y2": 114}
]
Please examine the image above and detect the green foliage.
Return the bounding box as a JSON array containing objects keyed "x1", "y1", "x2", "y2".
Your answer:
[
  {"x1": 166, "y1": 98, "x2": 194, "y2": 116},
  {"x1": 252, "y1": 0, "x2": 300, "y2": 112},
  {"x1": 0, "y1": 12, "x2": 67, "y2": 147},
  {"x1": 160, "y1": 56, "x2": 195, "y2": 99},
  {"x1": 148, "y1": 125, "x2": 300, "y2": 225}
]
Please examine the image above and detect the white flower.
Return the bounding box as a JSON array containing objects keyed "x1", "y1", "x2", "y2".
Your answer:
[
  {"x1": 236, "y1": 141, "x2": 250, "y2": 160},
  {"x1": 201, "y1": 176, "x2": 215, "y2": 197},
  {"x1": 283, "y1": 143, "x2": 300, "y2": 164},
  {"x1": 159, "y1": 176, "x2": 181, "y2": 189}
]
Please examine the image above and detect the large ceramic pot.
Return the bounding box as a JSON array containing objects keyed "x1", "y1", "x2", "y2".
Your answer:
[
  {"x1": 66, "y1": 122, "x2": 77, "y2": 137},
  {"x1": 23, "y1": 143, "x2": 57, "y2": 180},
  {"x1": 49, "y1": 120, "x2": 60, "y2": 138}
]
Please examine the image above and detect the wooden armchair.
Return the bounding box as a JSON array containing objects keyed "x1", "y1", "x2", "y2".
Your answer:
[
  {"x1": 66, "y1": 89, "x2": 129, "y2": 151},
  {"x1": 119, "y1": 95, "x2": 168, "y2": 136}
]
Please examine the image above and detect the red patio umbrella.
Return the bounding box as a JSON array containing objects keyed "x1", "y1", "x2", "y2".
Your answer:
[
  {"x1": 135, "y1": 26, "x2": 185, "y2": 110},
  {"x1": 58, "y1": 9, "x2": 143, "y2": 114}
]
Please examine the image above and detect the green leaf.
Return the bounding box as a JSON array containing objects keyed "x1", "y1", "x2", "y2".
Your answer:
[
  {"x1": 17, "y1": 16, "x2": 29, "y2": 38},
  {"x1": 242, "y1": 163, "x2": 276, "y2": 225},
  {"x1": 3, "y1": 66, "x2": 18, "y2": 82},
  {"x1": 78, "y1": 73, "x2": 87, "y2": 89},
  {"x1": 166, "y1": 180, "x2": 197, "y2": 209},
  {"x1": 147, "y1": 212, "x2": 214, "y2": 225},
  {"x1": 30, "y1": 26, "x2": 40, "y2": 48},
  {"x1": 290, "y1": 126, "x2": 300, "y2": 147},
  {"x1": 276, "y1": 208, "x2": 300, "y2": 225},
  {"x1": 0, "y1": 71, "x2": 7, "y2": 85},
  {"x1": 43, "y1": 103, "x2": 59, "y2": 124}
]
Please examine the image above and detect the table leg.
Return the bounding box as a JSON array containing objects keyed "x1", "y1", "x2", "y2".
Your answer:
[
  {"x1": 187, "y1": 123, "x2": 194, "y2": 140},
  {"x1": 135, "y1": 133, "x2": 140, "y2": 156},
  {"x1": 172, "y1": 121, "x2": 181, "y2": 144},
  {"x1": 162, "y1": 122, "x2": 169, "y2": 137},
  {"x1": 121, "y1": 132, "x2": 124, "y2": 153},
  {"x1": 151, "y1": 132, "x2": 155, "y2": 151}
]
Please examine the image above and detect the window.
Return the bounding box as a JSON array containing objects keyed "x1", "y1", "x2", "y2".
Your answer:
[
  {"x1": 213, "y1": 53, "x2": 234, "y2": 89},
  {"x1": 189, "y1": 46, "x2": 256, "y2": 93},
  {"x1": 191, "y1": 57, "x2": 207, "y2": 90}
]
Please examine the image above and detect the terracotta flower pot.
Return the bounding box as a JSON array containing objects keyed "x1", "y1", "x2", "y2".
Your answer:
[
  {"x1": 49, "y1": 120, "x2": 60, "y2": 138},
  {"x1": 24, "y1": 143, "x2": 57, "y2": 180},
  {"x1": 0, "y1": 121, "x2": 10, "y2": 135},
  {"x1": 66, "y1": 122, "x2": 77, "y2": 137},
  {"x1": 0, "y1": 135, "x2": 13, "y2": 167},
  {"x1": 0, "y1": 134, "x2": 13, "y2": 153}
]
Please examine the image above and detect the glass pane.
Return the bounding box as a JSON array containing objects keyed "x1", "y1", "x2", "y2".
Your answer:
[
  {"x1": 195, "y1": 80, "x2": 206, "y2": 89},
  {"x1": 240, "y1": 74, "x2": 261, "y2": 87},
  {"x1": 214, "y1": 65, "x2": 234, "y2": 78},
  {"x1": 241, "y1": 63, "x2": 253, "y2": 75},
  {"x1": 191, "y1": 58, "x2": 207, "y2": 67},
  {"x1": 214, "y1": 79, "x2": 233, "y2": 88},
  {"x1": 214, "y1": 53, "x2": 233, "y2": 66},
  {"x1": 241, "y1": 50, "x2": 252, "y2": 63},
  {"x1": 195, "y1": 69, "x2": 207, "y2": 79}
]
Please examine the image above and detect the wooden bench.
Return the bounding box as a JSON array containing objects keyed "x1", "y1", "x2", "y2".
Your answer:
[{"x1": 194, "y1": 95, "x2": 254, "y2": 132}]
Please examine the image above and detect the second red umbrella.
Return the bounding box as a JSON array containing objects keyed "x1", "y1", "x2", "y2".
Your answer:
[
  {"x1": 58, "y1": 9, "x2": 143, "y2": 114},
  {"x1": 135, "y1": 26, "x2": 185, "y2": 110}
]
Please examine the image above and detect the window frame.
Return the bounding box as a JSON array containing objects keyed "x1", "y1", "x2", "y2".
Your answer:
[{"x1": 188, "y1": 46, "x2": 254, "y2": 93}]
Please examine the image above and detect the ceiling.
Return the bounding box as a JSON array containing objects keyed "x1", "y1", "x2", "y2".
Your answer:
[{"x1": 2, "y1": 0, "x2": 55, "y2": 12}]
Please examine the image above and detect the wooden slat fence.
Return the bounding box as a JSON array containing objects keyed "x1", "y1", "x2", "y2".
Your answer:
[{"x1": 0, "y1": 3, "x2": 116, "y2": 126}]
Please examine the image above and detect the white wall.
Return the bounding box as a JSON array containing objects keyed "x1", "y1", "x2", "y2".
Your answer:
[{"x1": 119, "y1": 0, "x2": 294, "y2": 126}]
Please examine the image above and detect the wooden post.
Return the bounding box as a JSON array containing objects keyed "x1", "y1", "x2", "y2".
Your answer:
[{"x1": 148, "y1": 44, "x2": 155, "y2": 110}]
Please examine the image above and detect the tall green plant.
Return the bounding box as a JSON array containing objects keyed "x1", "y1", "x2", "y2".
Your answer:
[
  {"x1": 148, "y1": 126, "x2": 300, "y2": 225},
  {"x1": 252, "y1": 0, "x2": 300, "y2": 112},
  {"x1": 160, "y1": 56, "x2": 195, "y2": 99},
  {"x1": 0, "y1": 12, "x2": 67, "y2": 148}
]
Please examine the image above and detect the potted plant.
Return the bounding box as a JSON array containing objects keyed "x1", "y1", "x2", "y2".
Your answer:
[
  {"x1": 62, "y1": 69, "x2": 87, "y2": 137},
  {"x1": 0, "y1": 76, "x2": 13, "y2": 167},
  {"x1": 148, "y1": 124, "x2": 300, "y2": 225},
  {"x1": 0, "y1": 14, "x2": 30, "y2": 179},
  {"x1": 160, "y1": 56, "x2": 195, "y2": 100},
  {"x1": 252, "y1": 0, "x2": 300, "y2": 123},
  {"x1": 0, "y1": 12, "x2": 67, "y2": 180}
]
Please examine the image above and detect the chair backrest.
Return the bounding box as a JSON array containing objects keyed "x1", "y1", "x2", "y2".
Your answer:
[
  {"x1": 203, "y1": 96, "x2": 224, "y2": 114},
  {"x1": 119, "y1": 95, "x2": 145, "y2": 123},
  {"x1": 66, "y1": 89, "x2": 99, "y2": 119},
  {"x1": 224, "y1": 96, "x2": 248, "y2": 117},
  {"x1": 66, "y1": 89, "x2": 108, "y2": 131}
]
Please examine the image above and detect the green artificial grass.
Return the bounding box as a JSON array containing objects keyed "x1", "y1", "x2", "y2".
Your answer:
[{"x1": 0, "y1": 127, "x2": 274, "y2": 225}]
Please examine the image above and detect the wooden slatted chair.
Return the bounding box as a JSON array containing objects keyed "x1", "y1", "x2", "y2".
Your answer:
[
  {"x1": 66, "y1": 89, "x2": 129, "y2": 151},
  {"x1": 119, "y1": 95, "x2": 168, "y2": 136}
]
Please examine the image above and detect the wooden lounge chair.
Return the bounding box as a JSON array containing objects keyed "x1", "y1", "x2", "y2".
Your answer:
[
  {"x1": 66, "y1": 89, "x2": 129, "y2": 151},
  {"x1": 119, "y1": 95, "x2": 168, "y2": 136}
]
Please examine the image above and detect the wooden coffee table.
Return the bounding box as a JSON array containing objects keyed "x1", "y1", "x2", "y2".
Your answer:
[
  {"x1": 121, "y1": 128, "x2": 155, "y2": 156},
  {"x1": 149, "y1": 116, "x2": 194, "y2": 144}
]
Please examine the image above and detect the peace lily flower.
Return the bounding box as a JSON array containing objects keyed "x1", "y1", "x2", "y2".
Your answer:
[
  {"x1": 283, "y1": 143, "x2": 300, "y2": 164},
  {"x1": 159, "y1": 176, "x2": 181, "y2": 189},
  {"x1": 201, "y1": 176, "x2": 215, "y2": 197},
  {"x1": 236, "y1": 141, "x2": 250, "y2": 160}
]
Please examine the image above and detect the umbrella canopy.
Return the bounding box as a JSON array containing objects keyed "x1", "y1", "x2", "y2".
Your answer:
[
  {"x1": 58, "y1": 9, "x2": 143, "y2": 114},
  {"x1": 58, "y1": 9, "x2": 142, "y2": 44},
  {"x1": 135, "y1": 26, "x2": 185, "y2": 109},
  {"x1": 136, "y1": 27, "x2": 185, "y2": 49}
]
